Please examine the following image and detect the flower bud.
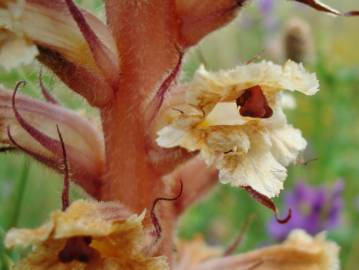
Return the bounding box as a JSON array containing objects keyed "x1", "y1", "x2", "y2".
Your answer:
[{"x1": 283, "y1": 17, "x2": 314, "y2": 64}]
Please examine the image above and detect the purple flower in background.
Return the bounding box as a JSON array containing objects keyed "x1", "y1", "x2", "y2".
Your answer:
[
  {"x1": 257, "y1": 0, "x2": 276, "y2": 31},
  {"x1": 267, "y1": 180, "x2": 344, "y2": 241},
  {"x1": 240, "y1": 0, "x2": 276, "y2": 31},
  {"x1": 258, "y1": 0, "x2": 274, "y2": 14}
]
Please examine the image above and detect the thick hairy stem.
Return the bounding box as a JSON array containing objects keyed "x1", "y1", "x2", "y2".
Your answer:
[
  {"x1": 100, "y1": 102, "x2": 166, "y2": 211},
  {"x1": 100, "y1": 0, "x2": 246, "y2": 265},
  {"x1": 100, "y1": 99, "x2": 176, "y2": 264},
  {"x1": 99, "y1": 0, "x2": 179, "y2": 204}
]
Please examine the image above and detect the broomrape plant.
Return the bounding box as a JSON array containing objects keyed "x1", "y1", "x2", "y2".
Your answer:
[{"x1": 0, "y1": 0, "x2": 358, "y2": 269}]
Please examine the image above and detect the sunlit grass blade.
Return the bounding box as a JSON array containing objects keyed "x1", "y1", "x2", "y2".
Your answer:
[{"x1": 6, "y1": 159, "x2": 30, "y2": 230}]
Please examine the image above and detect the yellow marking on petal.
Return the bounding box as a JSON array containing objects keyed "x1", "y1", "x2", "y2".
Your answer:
[{"x1": 198, "y1": 102, "x2": 247, "y2": 128}]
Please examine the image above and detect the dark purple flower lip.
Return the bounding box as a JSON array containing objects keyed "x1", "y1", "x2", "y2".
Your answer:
[{"x1": 236, "y1": 85, "x2": 273, "y2": 119}]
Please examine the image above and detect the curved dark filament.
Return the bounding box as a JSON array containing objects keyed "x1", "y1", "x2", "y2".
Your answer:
[
  {"x1": 276, "y1": 208, "x2": 292, "y2": 224},
  {"x1": 8, "y1": 124, "x2": 95, "y2": 263},
  {"x1": 150, "y1": 180, "x2": 183, "y2": 243},
  {"x1": 39, "y1": 68, "x2": 59, "y2": 105},
  {"x1": 12, "y1": 81, "x2": 63, "y2": 157},
  {"x1": 56, "y1": 125, "x2": 70, "y2": 211},
  {"x1": 298, "y1": 157, "x2": 318, "y2": 167},
  {"x1": 56, "y1": 127, "x2": 98, "y2": 264},
  {"x1": 147, "y1": 48, "x2": 184, "y2": 123},
  {"x1": 223, "y1": 214, "x2": 255, "y2": 256},
  {"x1": 7, "y1": 126, "x2": 58, "y2": 169},
  {"x1": 242, "y1": 186, "x2": 292, "y2": 224}
]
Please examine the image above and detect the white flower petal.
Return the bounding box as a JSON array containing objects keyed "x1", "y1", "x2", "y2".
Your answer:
[
  {"x1": 0, "y1": 1, "x2": 38, "y2": 70},
  {"x1": 269, "y1": 124, "x2": 307, "y2": 166},
  {"x1": 205, "y1": 127, "x2": 250, "y2": 154},
  {"x1": 0, "y1": 34, "x2": 38, "y2": 70},
  {"x1": 187, "y1": 60, "x2": 319, "y2": 107},
  {"x1": 219, "y1": 132, "x2": 286, "y2": 198},
  {"x1": 157, "y1": 126, "x2": 187, "y2": 148},
  {"x1": 200, "y1": 127, "x2": 250, "y2": 165},
  {"x1": 281, "y1": 60, "x2": 319, "y2": 95},
  {"x1": 199, "y1": 102, "x2": 248, "y2": 127},
  {"x1": 279, "y1": 92, "x2": 297, "y2": 109}
]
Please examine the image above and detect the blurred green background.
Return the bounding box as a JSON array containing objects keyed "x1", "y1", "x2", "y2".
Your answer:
[{"x1": 1, "y1": 0, "x2": 359, "y2": 269}]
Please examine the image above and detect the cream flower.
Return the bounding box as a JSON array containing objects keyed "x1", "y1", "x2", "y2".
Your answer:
[
  {"x1": 181, "y1": 230, "x2": 339, "y2": 270},
  {"x1": 157, "y1": 60, "x2": 319, "y2": 198},
  {"x1": 5, "y1": 200, "x2": 169, "y2": 270},
  {"x1": 279, "y1": 230, "x2": 340, "y2": 270},
  {"x1": 0, "y1": 0, "x2": 38, "y2": 70}
]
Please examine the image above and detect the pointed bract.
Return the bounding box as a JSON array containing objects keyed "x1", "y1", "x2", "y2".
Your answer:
[
  {"x1": 0, "y1": 87, "x2": 104, "y2": 197},
  {"x1": 0, "y1": 0, "x2": 118, "y2": 106}
]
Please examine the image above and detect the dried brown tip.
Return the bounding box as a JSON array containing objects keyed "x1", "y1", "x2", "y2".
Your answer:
[
  {"x1": 56, "y1": 125, "x2": 70, "y2": 211},
  {"x1": 275, "y1": 208, "x2": 292, "y2": 224},
  {"x1": 242, "y1": 186, "x2": 292, "y2": 224},
  {"x1": 292, "y1": 0, "x2": 359, "y2": 16},
  {"x1": 150, "y1": 180, "x2": 184, "y2": 243},
  {"x1": 344, "y1": 11, "x2": 359, "y2": 16}
]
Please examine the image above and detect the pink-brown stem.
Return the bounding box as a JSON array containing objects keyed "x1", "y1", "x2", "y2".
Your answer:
[{"x1": 98, "y1": 0, "x2": 247, "y2": 265}]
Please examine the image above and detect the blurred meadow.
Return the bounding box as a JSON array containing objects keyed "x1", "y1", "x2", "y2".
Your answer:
[{"x1": 1, "y1": 0, "x2": 359, "y2": 269}]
